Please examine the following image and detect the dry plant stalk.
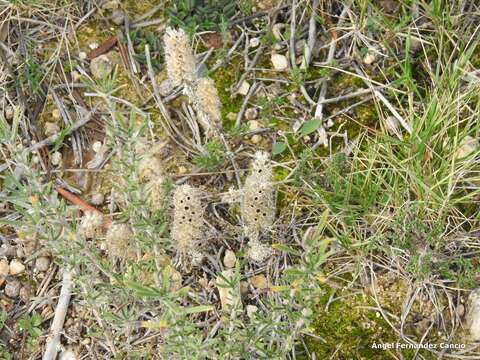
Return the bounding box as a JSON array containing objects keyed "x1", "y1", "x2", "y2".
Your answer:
[{"x1": 171, "y1": 184, "x2": 204, "y2": 268}]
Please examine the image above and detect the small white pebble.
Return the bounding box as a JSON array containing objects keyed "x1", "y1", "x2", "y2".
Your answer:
[
  {"x1": 52, "y1": 109, "x2": 61, "y2": 120},
  {"x1": 35, "y1": 256, "x2": 50, "y2": 272},
  {"x1": 237, "y1": 81, "x2": 250, "y2": 96},
  {"x1": 5, "y1": 106, "x2": 14, "y2": 120},
  {"x1": 226, "y1": 112, "x2": 237, "y2": 121},
  {"x1": 91, "y1": 141, "x2": 103, "y2": 153},
  {"x1": 363, "y1": 51, "x2": 376, "y2": 65},
  {"x1": 44, "y1": 122, "x2": 60, "y2": 137},
  {"x1": 251, "y1": 134, "x2": 262, "y2": 144},
  {"x1": 78, "y1": 52, "x2": 87, "y2": 60},
  {"x1": 92, "y1": 141, "x2": 103, "y2": 153},
  {"x1": 60, "y1": 348, "x2": 78, "y2": 360},
  {"x1": 249, "y1": 37, "x2": 260, "y2": 48},
  {"x1": 71, "y1": 71, "x2": 81, "y2": 82},
  {"x1": 5, "y1": 280, "x2": 21, "y2": 298},
  {"x1": 271, "y1": 54, "x2": 288, "y2": 71},
  {"x1": 0, "y1": 259, "x2": 9, "y2": 278},
  {"x1": 247, "y1": 120, "x2": 261, "y2": 131},
  {"x1": 246, "y1": 304, "x2": 258, "y2": 318},
  {"x1": 245, "y1": 108, "x2": 258, "y2": 121},
  {"x1": 51, "y1": 151, "x2": 62, "y2": 166},
  {"x1": 91, "y1": 193, "x2": 105, "y2": 206},
  {"x1": 9, "y1": 259, "x2": 25, "y2": 275},
  {"x1": 223, "y1": 250, "x2": 236, "y2": 268}
]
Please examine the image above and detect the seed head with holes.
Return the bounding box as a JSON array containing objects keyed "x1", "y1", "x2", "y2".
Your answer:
[
  {"x1": 241, "y1": 151, "x2": 275, "y2": 240},
  {"x1": 172, "y1": 185, "x2": 204, "y2": 259}
]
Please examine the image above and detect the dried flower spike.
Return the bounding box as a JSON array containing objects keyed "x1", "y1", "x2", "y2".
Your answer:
[
  {"x1": 191, "y1": 77, "x2": 222, "y2": 136},
  {"x1": 241, "y1": 151, "x2": 275, "y2": 241},
  {"x1": 171, "y1": 185, "x2": 204, "y2": 267},
  {"x1": 105, "y1": 223, "x2": 135, "y2": 260},
  {"x1": 80, "y1": 211, "x2": 103, "y2": 238},
  {"x1": 163, "y1": 27, "x2": 196, "y2": 86}
]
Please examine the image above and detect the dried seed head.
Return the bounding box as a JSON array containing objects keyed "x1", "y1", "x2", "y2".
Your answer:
[
  {"x1": 163, "y1": 27, "x2": 196, "y2": 86},
  {"x1": 171, "y1": 185, "x2": 204, "y2": 265},
  {"x1": 80, "y1": 211, "x2": 103, "y2": 238},
  {"x1": 105, "y1": 223, "x2": 135, "y2": 260},
  {"x1": 247, "y1": 240, "x2": 272, "y2": 263},
  {"x1": 146, "y1": 176, "x2": 167, "y2": 212},
  {"x1": 191, "y1": 77, "x2": 221, "y2": 136},
  {"x1": 241, "y1": 152, "x2": 275, "y2": 240}
]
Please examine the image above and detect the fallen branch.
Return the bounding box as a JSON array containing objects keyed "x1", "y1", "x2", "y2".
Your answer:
[
  {"x1": 87, "y1": 35, "x2": 117, "y2": 60},
  {"x1": 42, "y1": 269, "x2": 73, "y2": 360}
]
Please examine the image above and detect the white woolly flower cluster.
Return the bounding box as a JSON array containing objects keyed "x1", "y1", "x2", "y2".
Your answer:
[
  {"x1": 171, "y1": 184, "x2": 205, "y2": 268},
  {"x1": 191, "y1": 77, "x2": 221, "y2": 136},
  {"x1": 163, "y1": 27, "x2": 196, "y2": 86},
  {"x1": 80, "y1": 211, "x2": 104, "y2": 238},
  {"x1": 105, "y1": 223, "x2": 135, "y2": 260},
  {"x1": 163, "y1": 27, "x2": 222, "y2": 137}
]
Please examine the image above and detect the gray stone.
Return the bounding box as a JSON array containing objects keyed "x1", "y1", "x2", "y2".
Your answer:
[
  {"x1": 5, "y1": 280, "x2": 21, "y2": 298},
  {"x1": 245, "y1": 108, "x2": 258, "y2": 121},
  {"x1": 35, "y1": 256, "x2": 50, "y2": 272},
  {"x1": 466, "y1": 288, "x2": 480, "y2": 340},
  {"x1": 111, "y1": 9, "x2": 125, "y2": 25}
]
